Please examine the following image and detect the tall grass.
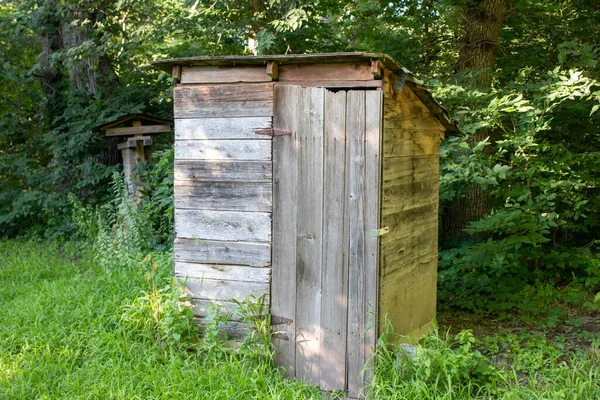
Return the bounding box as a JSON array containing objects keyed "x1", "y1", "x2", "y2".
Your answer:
[{"x1": 0, "y1": 241, "x2": 324, "y2": 399}]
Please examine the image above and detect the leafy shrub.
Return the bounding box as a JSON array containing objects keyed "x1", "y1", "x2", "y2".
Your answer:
[
  {"x1": 121, "y1": 252, "x2": 197, "y2": 351},
  {"x1": 368, "y1": 322, "x2": 505, "y2": 399},
  {"x1": 436, "y1": 62, "x2": 600, "y2": 316}
]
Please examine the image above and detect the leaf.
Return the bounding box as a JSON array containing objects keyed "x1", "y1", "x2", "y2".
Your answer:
[{"x1": 590, "y1": 104, "x2": 599, "y2": 116}]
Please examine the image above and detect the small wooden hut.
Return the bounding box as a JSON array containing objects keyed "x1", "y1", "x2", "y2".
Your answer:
[{"x1": 153, "y1": 52, "x2": 457, "y2": 397}]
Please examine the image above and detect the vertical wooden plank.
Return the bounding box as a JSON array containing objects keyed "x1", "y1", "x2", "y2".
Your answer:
[
  {"x1": 271, "y1": 85, "x2": 299, "y2": 376},
  {"x1": 319, "y1": 90, "x2": 348, "y2": 391},
  {"x1": 346, "y1": 91, "x2": 367, "y2": 399},
  {"x1": 363, "y1": 90, "x2": 383, "y2": 388},
  {"x1": 294, "y1": 87, "x2": 325, "y2": 385}
]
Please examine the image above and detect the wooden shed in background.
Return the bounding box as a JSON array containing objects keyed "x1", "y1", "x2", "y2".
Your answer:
[{"x1": 153, "y1": 52, "x2": 457, "y2": 398}]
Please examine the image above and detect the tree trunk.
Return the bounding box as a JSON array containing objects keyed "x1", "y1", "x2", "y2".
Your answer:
[{"x1": 442, "y1": 0, "x2": 511, "y2": 242}]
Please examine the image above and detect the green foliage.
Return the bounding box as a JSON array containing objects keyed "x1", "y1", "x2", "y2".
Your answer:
[
  {"x1": 0, "y1": 240, "x2": 326, "y2": 399},
  {"x1": 121, "y1": 253, "x2": 197, "y2": 351},
  {"x1": 436, "y1": 58, "x2": 600, "y2": 315},
  {"x1": 234, "y1": 294, "x2": 275, "y2": 366},
  {"x1": 369, "y1": 321, "x2": 504, "y2": 399},
  {"x1": 135, "y1": 148, "x2": 175, "y2": 247}
]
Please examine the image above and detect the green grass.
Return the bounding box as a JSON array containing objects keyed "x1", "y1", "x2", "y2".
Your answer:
[
  {"x1": 1, "y1": 240, "x2": 599, "y2": 399},
  {"x1": 0, "y1": 241, "x2": 323, "y2": 399}
]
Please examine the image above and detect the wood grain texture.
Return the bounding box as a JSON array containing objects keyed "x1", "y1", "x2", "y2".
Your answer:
[
  {"x1": 381, "y1": 155, "x2": 439, "y2": 186},
  {"x1": 181, "y1": 66, "x2": 272, "y2": 84},
  {"x1": 381, "y1": 203, "x2": 438, "y2": 229},
  {"x1": 175, "y1": 262, "x2": 271, "y2": 283},
  {"x1": 175, "y1": 140, "x2": 271, "y2": 161},
  {"x1": 271, "y1": 85, "x2": 299, "y2": 375},
  {"x1": 383, "y1": 129, "x2": 441, "y2": 156},
  {"x1": 174, "y1": 83, "x2": 273, "y2": 118},
  {"x1": 190, "y1": 299, "x2": 269, "y2": 321},
  {"x1": 278, "y1": 63, "x2": 373, "y2": 81},
  {"x1": 175, "y1": 209, "x2": 271, "y2": 242},
  {"x1": 346, "y1": 90, "x2": 367, "y2": 399},
  {"x1": 294, "y1": 87, "x2": 324, "y2": 386},
  {"x1": 381, "y1": 178, "x2": 439, "y2": 215},
  {"x1": 319, "y1": 90, "x2": 348, "y2": 392},
  {"x1": 175, "y1": 181, "x2": 272, "y2": 212},
  {"x1": 174, "y1": 238, "x2": 271, "y2": 267},
  {"x1": 105, "y1": 124, "x2": 171, "y2": 136},
  {"x1": 380, "y1": 226, "x2": 438, "y2": 277},
  {"x1": 362, "y1": 89, "x2": 383, "y2": 390},
  {"x1": 379, "y1": 257, "x2": 437, "y2": 336},
  {"x1": 194, "y1": 317, "x2": 251, "y2": 339},
  {"x1": 175, "y1": 117, "x2": 272, "y2": 140},
  {"x1": 275, "y1": 80, "x2": 383, "y2": 89},
  {"x1": 175, "y1": 160, "x2": 272, "y2": 182},
  {"x1": 378, "y1": 77, "x2": 441, "y2": 341},
  {"x1": 184, "y1": 277, "x2": 269, "y2": 302}
]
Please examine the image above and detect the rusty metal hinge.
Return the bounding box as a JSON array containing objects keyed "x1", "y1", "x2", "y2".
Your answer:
[{"x1": 255, "y1": 128, "x2": 292, "y2": 136}]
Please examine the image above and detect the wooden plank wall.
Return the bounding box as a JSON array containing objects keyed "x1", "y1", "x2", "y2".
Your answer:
[
  {"x1": 379, "y1": 71, "x2": 445, "y2": 338},
  {"x1": 173, "y1": 67, "x2": 274, "y2": 338}
]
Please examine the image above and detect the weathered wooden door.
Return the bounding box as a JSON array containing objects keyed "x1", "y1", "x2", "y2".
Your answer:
[{"x1": 271, "y1": 85, "x2": 382, "y2": 396}]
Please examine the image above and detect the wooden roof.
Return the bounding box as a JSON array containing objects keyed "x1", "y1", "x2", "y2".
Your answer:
[
  {"x1": 95, "y1": 114, "x2": 173, "y2": 132},
  {"x1": 152, "y1": 52, "x2": 458, "y2": 133}
]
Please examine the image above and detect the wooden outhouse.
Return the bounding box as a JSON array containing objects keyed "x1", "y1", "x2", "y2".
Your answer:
[{"x1": 154, "y1": 53, "x2": 456, "y2": 397}]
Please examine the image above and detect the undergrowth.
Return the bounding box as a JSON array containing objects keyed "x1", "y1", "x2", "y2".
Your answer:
[
  {"x1": 2, "y1": 173, "x2": 598, "y2": 398},
  {"x1": 369, "y1": 320, "x2": 600, "y2": 399}
]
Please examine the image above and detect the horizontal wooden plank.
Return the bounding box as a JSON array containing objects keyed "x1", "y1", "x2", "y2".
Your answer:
[
  {"x1": 181, "y1": 66, "x2": 272, "y2": 84},
  {"x1": 382, "y1": 155, "x2": 439, "y2": 187},
  {"x1": 275, "y1": 80, "x2": 383, "y2": 89},
  {"x1": 175, "y1": 181, "x2": 272, "y2": 212},
  {"x1": 383, "y1": 129, "x2": 441, "y2": 157},
  {"x1": 278, "y1": 63, "x2": 373, "y2": 81},
  {"x1": 175, "y1": 140, "x2": 271, "y2": 161},
  {"x1": 381, "y1": 214, "x2": 438, "y2": 245},
  {"x1": 190, "y1": 299, "x2": 270, "y2": 322},
  {"x1": 174, "y1": 238, "x2": 271, "y2": 267},
  {"x1": 175, "y1": 160, "x2": 272, "y2": 182},
  {"x1": 381, "y1": 203, "x2": 438, "y2": 231},
  {"x1": 105, "y1": 124, "x2": 171, "y2": 136},
  {"x1": 174, "y1": 83, "x2": 273, "y2": 118},
  {"x1": 194, "y1": 317, "x2": 251, "y2": 339},
  {"x1": 175, "y1": 261, "x2": 271, "y2": 283},
  {"x1": 175, "y1": 117, "x2": 272, "y2": 140},
  {"x1": 381, "y1": 227, "x2": 438, "y2": 277},
  {"x1": 183, "y1": 277, "x2": 270, "y2": 302},
  {"x1": 175, "y1": 209, "x2": 271, "y2": 242},
  {"x1": 381, "y1": 179, "x2": 439, "y2": 215},
  {"x1": 379, "y1": 257, "x2": 437, "y2": 336}
]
